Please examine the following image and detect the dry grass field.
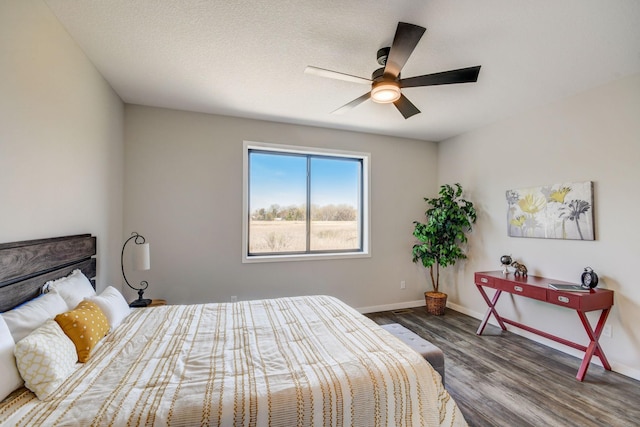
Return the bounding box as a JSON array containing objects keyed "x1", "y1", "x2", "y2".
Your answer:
[{"x1": 249, "y1": 220, "x2": 358, "y2": 253}]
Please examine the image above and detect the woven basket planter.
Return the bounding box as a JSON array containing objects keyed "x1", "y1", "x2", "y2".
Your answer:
[{"x1": 424, "y1": 291, "x2": 447, "y2": 316}]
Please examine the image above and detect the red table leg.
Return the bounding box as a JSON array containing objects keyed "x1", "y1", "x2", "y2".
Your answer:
[
  {"x1": 476, "y1": 285, "x2": 507, "y2": 335},
  {"x1": 575, "y1": 308, "x2": 612, "y2": 381}
]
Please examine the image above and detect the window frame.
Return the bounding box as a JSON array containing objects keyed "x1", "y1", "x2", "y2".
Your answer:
[{"x1": 242, "y1": 140, "x2": 371, "y2": 263}]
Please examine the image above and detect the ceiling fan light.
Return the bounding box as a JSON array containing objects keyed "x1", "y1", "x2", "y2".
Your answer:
[{"x1": 371, "y1": 82, "x2": 401, "y2": 103}]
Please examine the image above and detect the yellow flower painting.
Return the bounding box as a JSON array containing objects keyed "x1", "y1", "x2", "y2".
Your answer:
[{"x1": 505, "y1": 181, "x2": 594, "y2": 240}]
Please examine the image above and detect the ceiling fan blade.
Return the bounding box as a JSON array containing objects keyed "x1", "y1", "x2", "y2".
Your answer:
[
  {"x1": 332, "y1": 92, "x2": 371, "y2": 114},
  {"x1": 305, "y1": 66, "x2": 372, "y2": 85},
  {"x1": 383, "y1": 22, "x2": 426, "y2": 79},
  {"x1": 393, "y1": 94, "x2": 420, "y2": 119},
  {"x1": 400, "y1": 65, "x2": 481, "y2": 88}
]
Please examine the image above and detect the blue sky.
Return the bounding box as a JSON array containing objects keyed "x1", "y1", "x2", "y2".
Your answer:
[{"x1": 249, "y1": 152, "x2": 360, "y2": 210}]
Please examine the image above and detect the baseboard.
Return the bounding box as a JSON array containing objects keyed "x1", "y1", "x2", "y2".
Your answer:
[
  {"x1": 446, "y1": 301, "x2": 640, "y2": 381},
  {"x1": 357, "y1": 299, "x2": 425, "y2": 314},
  {"x1": 613, "y1": 364, "x2": 640, "y2": 381}
]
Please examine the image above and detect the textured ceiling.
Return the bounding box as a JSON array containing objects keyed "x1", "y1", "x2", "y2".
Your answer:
[{"x1": 44, "y1": 0, "x2": 640, "y2": 142}]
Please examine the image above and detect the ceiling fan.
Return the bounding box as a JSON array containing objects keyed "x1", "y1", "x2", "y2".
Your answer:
[{"x1": 305, "y1": 22, "x2": 481, "y2": 119}]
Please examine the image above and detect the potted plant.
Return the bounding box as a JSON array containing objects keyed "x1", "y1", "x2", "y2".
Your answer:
[{"x1": 412, "y1": 183, "x2": 477, "y2": 315}]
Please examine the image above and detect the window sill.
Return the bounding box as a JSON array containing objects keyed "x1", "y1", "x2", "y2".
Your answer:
[{"x1": 242, "y1": 251, "x2": 371, "y2": 263}]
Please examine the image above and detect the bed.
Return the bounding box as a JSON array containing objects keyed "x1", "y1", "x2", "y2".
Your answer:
[{"x1": 0, "y1": 234, "x2": 467, "y2": 426}]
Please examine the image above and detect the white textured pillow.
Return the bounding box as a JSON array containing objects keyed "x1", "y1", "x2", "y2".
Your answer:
[
  {"x1": 14, "y1": 319, "x2": 78, "y2": 400},
  {"x1": 1, "y1": 292, "x2": 68, "y2": 342},
  {"x1": 86, "y1": 286, "x2": 131, "y2": 330},
  {"x1": 43, "y1": 269, "x2": 96, "y2": 310},
  {"x1": 0, "y1": 316, "x2": 23, "y2": 401}
]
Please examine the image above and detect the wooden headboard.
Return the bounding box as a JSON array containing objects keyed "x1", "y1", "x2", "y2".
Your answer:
[{"x1": 0, "y1": 234, "x2": 96, "y2": 312}]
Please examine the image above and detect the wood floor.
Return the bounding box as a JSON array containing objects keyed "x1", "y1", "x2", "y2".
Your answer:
[{"x1": 366, "y1": 307, "x2": 640, "y2": 427}]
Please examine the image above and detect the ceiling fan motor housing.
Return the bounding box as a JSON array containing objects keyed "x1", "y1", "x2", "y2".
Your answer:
[
  {"x1": 371, "y1": 67, "x2": 385, "y2": 81},
  {"x1": 372, "y1": 66, "x2": 400, "y2": 82}
]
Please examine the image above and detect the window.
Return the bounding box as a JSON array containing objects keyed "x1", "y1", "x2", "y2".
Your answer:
[{"x1": 242, "y1": 141, "x2": 370, "y2": 262}]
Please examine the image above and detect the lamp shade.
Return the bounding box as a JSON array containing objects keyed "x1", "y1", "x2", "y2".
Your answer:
[{"x1": 133, "y1": 243, "x2": 150, "y2": 271}]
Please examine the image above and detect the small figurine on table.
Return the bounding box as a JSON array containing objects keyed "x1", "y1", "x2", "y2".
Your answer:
[{"x1": 511, "y1": 261, "x2": 528, "y2": 277}]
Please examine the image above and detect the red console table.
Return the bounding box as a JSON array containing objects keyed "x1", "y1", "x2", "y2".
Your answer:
[{"x1": 475, "y1": 271, "x2": 614, "y2": 381}]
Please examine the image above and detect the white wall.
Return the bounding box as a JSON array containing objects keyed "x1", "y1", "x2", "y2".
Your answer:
[
  {"x1": 438, "y1": 73, "x2": 640, "y2": 379},
  {"x1": 0, "y1": 0, "x2": 124, "y2": 289},
  {"x1": 124, "y1": 105, "x2": 439, "y2": 310}
]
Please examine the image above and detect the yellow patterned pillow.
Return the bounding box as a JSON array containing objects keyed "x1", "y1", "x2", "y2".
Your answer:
[
  {"x1": 55, "y1": 300, "x2": 109, "y2": 363},
  {"x1": 14, "y1": 319, "x2": 77, "y2": 400}
]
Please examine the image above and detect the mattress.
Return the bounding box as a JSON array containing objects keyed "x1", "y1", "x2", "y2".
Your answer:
[{"x1": 0, "y1": 295, "x2": 466, "y2": 426}]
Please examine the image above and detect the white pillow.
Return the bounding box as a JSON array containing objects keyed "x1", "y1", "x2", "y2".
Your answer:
[
  {"x1": 1, "y1": 292, "x2": 68, "y2": 342},
  {"x1": 14, "y1": 320, "x2": 77, "y2": 400},
  {"x1": 43, "y1": 269, "x2": 96, "y2": 310},
  {"x1": 0, "y1": 316, "x2": 23, "y2": 401},
  {"x1": 86, "y1": 286, "x2": 131, "y2": 330}
]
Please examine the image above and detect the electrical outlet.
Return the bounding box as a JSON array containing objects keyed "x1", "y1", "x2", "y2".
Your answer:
[
  {"x1": 602, "y1": 324, "x2": 612, "y2": 338},
  {"x1": 230, "y1": 296, "x2": 238, "y2": 303},
  {"x1": 400, "y1": 280, "x2": 406, "y2": 290}
]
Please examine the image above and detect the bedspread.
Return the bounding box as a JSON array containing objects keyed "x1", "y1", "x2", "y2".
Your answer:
[{"x1": 0, "y1": 295, "x2": 466, "y2": 426}]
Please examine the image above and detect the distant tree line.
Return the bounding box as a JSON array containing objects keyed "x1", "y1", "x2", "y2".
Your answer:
[{"x1": 251, "y1": 204, "x2": 356, "y2": 221}]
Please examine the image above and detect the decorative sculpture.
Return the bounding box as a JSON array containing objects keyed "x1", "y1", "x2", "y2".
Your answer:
[
  {"x1": 511, "y1": 261, "x2": 528, "y2": 277},
  {"x1": 500, "y1": 255, "x2": 512, "y2": 274}
]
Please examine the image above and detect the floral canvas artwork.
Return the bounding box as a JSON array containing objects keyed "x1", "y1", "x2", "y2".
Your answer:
[{"x1": 506, "y1": 181, "x2": 595, "y2": 240}]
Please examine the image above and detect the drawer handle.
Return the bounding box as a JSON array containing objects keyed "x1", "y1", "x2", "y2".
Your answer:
[
  {"x1": 558, "y1": 296, "x2": 570, "y2": 303},
  {"x1": 481, "y1": 278, "x2": 488, "y2": 283},
  {"x1": 514, "y1": 286, "x2": 523, "y2": 292}
]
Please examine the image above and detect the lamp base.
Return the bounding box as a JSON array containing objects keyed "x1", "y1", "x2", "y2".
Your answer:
[{"x1": 129, "y1": 298, "x2": 152, "y2": 308}]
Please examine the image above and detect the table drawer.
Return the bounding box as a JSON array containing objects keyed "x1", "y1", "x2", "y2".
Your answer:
[
  {"x1": 495, "y1": 279, "x2": 547, "y2": 300},
  {"x1": 475, "y1": 273, "x2": 495, "y2": 287},
  {"x1": 546, "y1": 290, "x2": 582, "y2": 309}
]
